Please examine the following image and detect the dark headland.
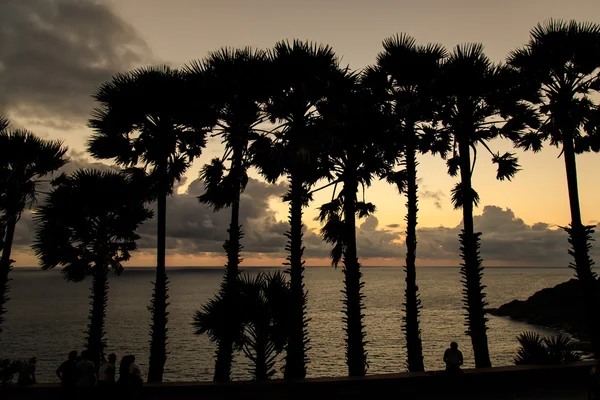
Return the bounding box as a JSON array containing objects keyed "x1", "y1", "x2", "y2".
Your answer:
[{"x1": 487, "y1": 279, "x2": 596, "y2": 344}]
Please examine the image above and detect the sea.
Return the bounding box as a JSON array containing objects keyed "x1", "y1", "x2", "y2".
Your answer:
[{"x1": 0, "y1": 266, "x2": 574, "y2": 382}]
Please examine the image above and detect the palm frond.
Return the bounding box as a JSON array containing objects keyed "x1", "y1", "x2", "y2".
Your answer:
[
  {"x1": 451, "y1": 182, "x2": 480, "y2": 210},
  {"x1": 492, "y1": 152, "x2": 520, "y2": 181}
]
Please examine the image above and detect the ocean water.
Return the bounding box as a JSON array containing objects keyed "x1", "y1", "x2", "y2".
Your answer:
[{"x1": 0, "y1": 266, "x2": 573, "y2": 382}]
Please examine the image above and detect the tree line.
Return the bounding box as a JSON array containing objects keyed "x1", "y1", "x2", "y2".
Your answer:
[{"x1": 0, "y1": 19, "x2": 599, "y2": 382}]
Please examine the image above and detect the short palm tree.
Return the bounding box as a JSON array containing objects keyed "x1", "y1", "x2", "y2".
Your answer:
[
  {"x1": 33, "y1": 169, "x2": 152, "y2": 368},
  {"x1": 251, "y1": 40, "x2": 341, "y2": 379},
  {"x1": 88, "y1": 66, "x2": 217, "y2": 382},
  {"x1": 436, "y1": 44, "x2": 538, "y2": 368},
  {"x1": 514, "y1": 331, "x2": 581, "y2": 365},
  {"x1": 316, "y1": 72, "x2": 390, "y2": 376},
  {"x1": 508, "y1": 19, "x2": 600, "y2": 357},
  {"x1": 194, "y1": 271, "x2": 291, "y2": 381},
  {"x1": 0, "y1": 129, "x2": 68, "y2": 335},
  {"x1": 371, "y1": 34, "x2": 449, "y2": 372},
  {"x1": 184, "y1": 48, "x2": 271, "y2": 381}
]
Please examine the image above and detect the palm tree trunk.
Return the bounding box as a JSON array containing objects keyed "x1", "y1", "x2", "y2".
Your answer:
[
  {"x1": 458, "y1": 139, "x2": 491, "y2": 368},
  {"x1": 342, "y1": 174, "x2": 367, "y2": 377},
  {"x1": 0, "y1": 214, "x2": 16, "y2": 335},
  {"x1": 213, "y1": 149, "x2": 243, "y2": 382},
  {"x1": 255, "y1": 331, "x2": 269, "y2": 381},
  {"x1": 283, "y1": 174, "x2": 308, "y2": 379},
  {"x1": 86, "y1": 265, "x2": 108, "y2": 370},
  {"x1": 562, "y1": 135, "x2": 600, "y2": 357},
  {"x1": 148, "y1": 175, "x2": 169, "y2": 383},
  {"x1": 403, "y1": 134, "x2": 424, "y2": 372}
]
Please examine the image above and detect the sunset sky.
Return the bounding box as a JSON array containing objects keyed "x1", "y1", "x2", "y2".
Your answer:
[{"x1": 2, "y1": 0, "x2": 599, "y2": 267}]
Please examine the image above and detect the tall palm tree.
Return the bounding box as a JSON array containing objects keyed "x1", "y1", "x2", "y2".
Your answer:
[
  {"x1": 33, "y1": 169, "x2": 152, "y2": 368},
  {"x1": 315, "y1": 72, "x2": 390, "y2": 376},
  {"x1": 508, "y1": 19, "x2": 600, "y2": 356},
  {"x1": 371, "y1": 34, "x2": 449, "y2": 372},
  {"x1": 0, "y1": 129, "x2": 68, "y2": 335},
  {"x1": 436, "y1": 44, "x2": 538, "y2": 368},
  {"x1": 184, "y1": 48, "x2": 271, "y2": 381},
  {"x1": 194, "y1": 271, "x2": 291, "y2": 381},
  {"x1": 88, "y1": 66, "x2": 217, "y2": 382},
  {"x1": 251, "y1": 40, "x2": 341, "y2": 379}
]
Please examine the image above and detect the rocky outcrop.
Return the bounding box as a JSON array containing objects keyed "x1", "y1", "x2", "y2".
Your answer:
[{"x1": 487, "y1": 279, "x2": 593, "y2": 341}]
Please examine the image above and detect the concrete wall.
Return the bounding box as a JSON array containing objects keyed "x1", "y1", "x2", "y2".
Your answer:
[{"x1": 1, "y1": 361, "x2": 594, "y2": 400}]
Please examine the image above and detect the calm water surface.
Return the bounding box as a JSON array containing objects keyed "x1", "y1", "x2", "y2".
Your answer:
[{"x1": 1, "y1": 266, "x2": 572, "y2": 382}]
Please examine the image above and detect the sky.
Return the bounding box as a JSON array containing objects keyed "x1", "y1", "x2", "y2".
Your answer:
[{"x1": 1, "y1": 0, "x2": 599, "y2": 268}]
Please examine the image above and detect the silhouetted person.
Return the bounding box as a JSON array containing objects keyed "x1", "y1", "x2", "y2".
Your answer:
[
  {"x1": 17, "y1": 357, "x2": 37, "y2": 386},
  {"x1": 57, "y1": 351, "x2": 78, "y2": 387},
  {"x1": 98, "y1": 353, "x2": 117, "y2": 394},
  {"x1": 117, "y1": 355, "x2": 142, "y2": 400},
  {"x1": 443, "y1": 342, "x2": 464, "y2": 375},
  {"x1": 128, "y1": 355, "x2": 143, "y2": 398},
  {"x1": 76, "y1": 350, "x2": 96, "y2": 387}
]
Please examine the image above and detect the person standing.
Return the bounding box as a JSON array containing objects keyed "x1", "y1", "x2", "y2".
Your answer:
[
  {"x1": 76, "y1": 350, "x2": 97, "y2": 387},
  {"x1": 443, "y1": 342, "x2": 464, "y2": 374},
  {"x1": 98, "y1": 353, "x2": 117, "y2": 394},
  {"x1": 56, "y1": 351, "x2": 78, "y2": 386}
]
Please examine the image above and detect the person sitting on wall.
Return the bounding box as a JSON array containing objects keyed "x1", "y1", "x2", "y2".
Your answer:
[{"x1": 443, "y1": 342, "x2": 464, "y2": 375}]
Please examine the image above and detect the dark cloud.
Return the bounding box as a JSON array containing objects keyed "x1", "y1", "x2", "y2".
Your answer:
[
  {"x1": 0, "y1": 0, "x2": 151, "y2": 124},
  {"x1": 418, "y1": 205, "x2": 600, "y2": 265},
  {"x1": 10, "y1": 160, "x2": 599, "y2": 268},
  {"x1": 135, "y1": 177, "x2": 290, "y2": 255}
]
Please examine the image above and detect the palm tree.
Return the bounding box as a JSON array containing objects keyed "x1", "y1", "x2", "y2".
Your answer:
[
  {"x1": 371, "y1": 34, "x2": 449, "y2": 372},
  {"x1": 315, "y1": 72, "x2": 390, "y2": 376},
  {"x1": 194, "y1": 271, "x2": 291, "y2": 381},
  {"x1": 88, "y1": 66, "x2": 217, "y2": 382},
  {"x1": 514, "y1": 331, "x2": 581, "y2": 365},
  {"x1": 184, "y1": 48, "x2": 271, "y2": 381},
  {"x1": 508, "y1": 19, "x2": 600, "y2": 357},
  {"x1": 33, "y1": 169, "x2": 152, "y2": 368},
  {"x1": 436, "y1": 44, "x2": 538, "y2": 368},
  {"x1": 251, "y1": 40, "x2": 341, "y2": 379},
  {"x1": 0, "y1": 129, "x2": 68, "y2": 335}
]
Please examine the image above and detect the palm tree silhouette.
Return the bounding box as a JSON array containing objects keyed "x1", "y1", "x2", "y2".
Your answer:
[
  {"x1": 508, "y1": 19, "x2": 600, "y2": 356},
  {"x1": 371, "y1": 34, "x2": 449, "y2": 372},
  {"x1": 194, "y1": 271, "x2": 291, "y2": 381},
  {"x1": 33, "y1": 169, "x2": 152, "y2": 368},
  {"x1": 436, "y1": 44, "x2": 538, "y2": 368},
  {"x1": 251, "y1": 40, "x2": 340, "y2": 379},
  {"x1": 0, "y1": 129, "x2": 67, "y2": 335},
  {"x1": 88, "y1": 65, "x2": 217, "y2": 382},
  {"x1": 315, "y1": 71, "x2": 390, "y2": 376},
  {"x1": 184, "y1": 47, "x2": 271, "y2": 381}
]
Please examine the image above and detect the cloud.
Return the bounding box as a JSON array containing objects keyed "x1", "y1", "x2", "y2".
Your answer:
[
  {"x1": 0, "y1": 0, "x2": 152, "y2": 125},
  {"x1": 420, "y1": 188, "x2": 445, "y2": 209},
  {"x1": 9, "y1": 160, "x2": 599, "y2": 268},
  {"x1": 417, "y1": 205, "x2": 600, "y2": 265},
  {"x1": 135, "y1": 177, "x2": 290, "y2": 255}
]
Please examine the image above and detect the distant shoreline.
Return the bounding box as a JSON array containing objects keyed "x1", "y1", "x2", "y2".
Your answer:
[{"x1": 11, "y1": 265, "x2": 572, "y2": 271}]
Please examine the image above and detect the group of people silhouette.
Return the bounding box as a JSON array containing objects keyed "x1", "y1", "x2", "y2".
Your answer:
[{"x1": 55, "y1": 350, "x2": 142, "y2": 398}]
